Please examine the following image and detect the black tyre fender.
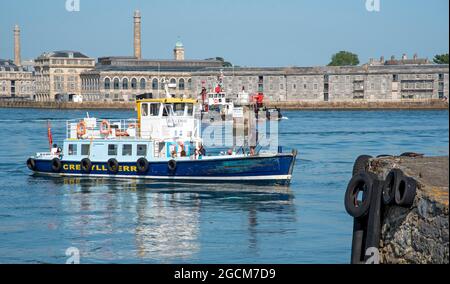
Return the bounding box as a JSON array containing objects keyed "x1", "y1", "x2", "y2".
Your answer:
[
  {"x1": 395, "y1": 176, "x2": 417, "y2": 207},
  {"x1": 351, "y1": 217, "x2": 368, "y2": 264},
  {"x1": 364, "y1": 177, "x2": 384, "y2": 262},
  {"x1": 400, "y1": 152, "x2": 424, "y2": 158},
  {"x1": 107, "y1": 158, "x2": 119, "y2": 174},
  {"x1": 137, "y1": 158, "x2": 149, "y2": 174},
  {"x1": 377, "y1": 154, "x2": 393, "y2": 158},
  {"x1": 345, "y1": 172, "x2": 375, "y2": 218},
  {"x1": 352, "y1": 155, "x2": 373, "y2": 176},
  {"x1": 382, "y1": 169, "x2": 404, "y2": 205},
  {"x1": 27, "y1": 158, "x2": 36, "y2": 171},
  {"x1": 51, "y1": 158, "x2": 62, "y2": 172},
  {"x1": 81, "y1": 158, "x2": 92, "y2": 174},
  {"x1": 168, "y1": 159, "x2": 177, "y2": 172}
]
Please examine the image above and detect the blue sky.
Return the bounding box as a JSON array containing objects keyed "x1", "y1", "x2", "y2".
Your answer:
[{"x1": 0, "y1": 0, "x2": 448, "y2": 66}]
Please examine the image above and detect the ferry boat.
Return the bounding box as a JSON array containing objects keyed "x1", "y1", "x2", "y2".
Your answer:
[{"x1": 26, "y1": 95, "x2": 297, "y2": 185}]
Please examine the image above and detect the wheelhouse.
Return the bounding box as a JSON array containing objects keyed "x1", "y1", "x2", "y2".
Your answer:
[{"x1": 137, "y1": 98, "x2": 201, "y2": 141}]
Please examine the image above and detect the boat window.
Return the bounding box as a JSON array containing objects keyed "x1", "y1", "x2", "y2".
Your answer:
[
  {"x1": 122, "y1": 144, "x2": 132, "y2": 156},
  {"x1": 187, "y1": 104, "x2": 194, "y2": 116},
  {"x1": 81, "y1": 144, "x2": 90, "y2": 156},
  {"x1": 141, "y1": 103, "x2": 149, "y2": 117},
  {"x1": 137, "y1": 144, "x2": 147, "y2": 156},
  {"x1": 173, "y1": 103, "x2": 185, "y2": 116},
  {"x1": 68, "y1": 144, "x2": 77, "y2": 156},
  {"x1": 162, "y1": 105, "x2": 169, "y2": 117},
  {"x1": 149, "y1": 104, "x2": 159, "y2": 116},
  {"x1": 108, "y1": 144, "x2": 118, "y2": 156}
]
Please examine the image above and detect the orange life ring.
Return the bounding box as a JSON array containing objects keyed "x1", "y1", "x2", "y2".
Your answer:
[
  {"x1": 116, "y1": 130, "x2": 130, "y2": 137},
  {"x1": 76, "y1": 121, "x2": 87, "y2": 138},
  {"x1": 100, "y1": 120, "x2": 111, "y2": 136}
]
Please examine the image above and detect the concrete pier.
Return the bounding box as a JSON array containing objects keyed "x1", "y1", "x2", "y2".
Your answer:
[{"x1": 368, "y1": 156, "x2": 449, "y2": 264}]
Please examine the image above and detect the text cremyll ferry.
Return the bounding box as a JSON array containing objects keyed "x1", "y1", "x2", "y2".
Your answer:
[{"x1": 26, "y1": 85, "x2": 297, "y2": 185}]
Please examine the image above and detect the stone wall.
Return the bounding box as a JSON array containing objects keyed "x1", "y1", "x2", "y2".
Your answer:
[
  {"x1": 1, "y1": 99, "x2": 448, "y2": 110},
  {"x1": 368, "y1": 156, "x2": 449, "y2": 264}
]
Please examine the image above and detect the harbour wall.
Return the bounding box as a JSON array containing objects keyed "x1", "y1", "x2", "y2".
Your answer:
[
  {"x1": 0, "y1": 99, "x2": 448, "y2": 110},
  {"x1": 368, "y1": 156, "x2": 449, "y2": 264},
  {"x1": 265, "y1": 99, "x2": 449, "y2": 110}
]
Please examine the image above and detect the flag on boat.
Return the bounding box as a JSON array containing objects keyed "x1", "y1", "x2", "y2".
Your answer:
[{"x1": 47, "y1": 120, "x2": 53, "y2": 149}]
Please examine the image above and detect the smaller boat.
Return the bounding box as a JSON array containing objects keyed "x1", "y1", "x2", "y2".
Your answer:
[{"x1": 200, "y1": 73, "x2": 234, "y2": 122}]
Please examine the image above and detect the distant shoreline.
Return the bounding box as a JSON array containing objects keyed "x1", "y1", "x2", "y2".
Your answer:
[{"x1": 0, "y1": 100, "x2": 448, "y2": 111}]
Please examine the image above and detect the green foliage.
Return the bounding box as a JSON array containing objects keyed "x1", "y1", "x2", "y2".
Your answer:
[
  {"x1": 328, "y1": 51, "x2": 360, "y2": 66},
  {"x1": 433, "y1": 53, "x2": 449, "y2": 64},
  {"x1": 214, "y1": 57, "x2": 233, "y2": 67}
]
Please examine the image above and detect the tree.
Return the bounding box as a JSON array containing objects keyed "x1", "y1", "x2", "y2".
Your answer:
[
  {"x1": 214, "y1": 57, "x2": 233, "y2": 67},
  {"x1": 328, "y1": 51, "x2": 360, "y2": 66},
  {"x1": 433, "y1": 53, "x2": 449, "y2": 64}
]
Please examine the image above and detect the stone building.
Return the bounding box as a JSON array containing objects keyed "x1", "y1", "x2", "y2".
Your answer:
[
  {"x1": 77, "y1": 11, "x2": 449, "y2": 103},
  {"x1": 192, "y1": 59, "x2": 449, "y2": 102},
  {"x1": 80, "y1": 55, "x2": 222, "y2": 102},
  {"x1": 34, "y1": 51, "x2": 95, "y2": 101},
  {"x1": 0, "y1": 59, "x2": 34, "y2": 99},
  {"x1": 174, "y1": 40, "x2": 185, "y2": 61},
  {"x1": 0, "y1": 25, "x2": 34, "y2": 99},
  {"x1": 12, "y1": 9, "x2": 446, "y2": 104}
]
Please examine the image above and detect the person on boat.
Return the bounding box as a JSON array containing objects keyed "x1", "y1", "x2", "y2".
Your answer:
[
  {"x1": 51, "y1": 144, "x2": 62, "y2": 156},
  {"x1": 180, "y1": 149, "x2": 187, "y2": 157},
  {"x1": 249, "y1": 146, "x2": 256, "y2": 156},
  {"x1": 199, "y1": 144, "x2": 206, "y2": 156}
]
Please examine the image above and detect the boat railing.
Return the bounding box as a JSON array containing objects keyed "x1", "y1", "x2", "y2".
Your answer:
[
  {"x1": 66, "y1": 118, "x2": 140, "y2": 140},
  {"x1": 35, "y1": 152, "x2": 59, "y2": 159}
]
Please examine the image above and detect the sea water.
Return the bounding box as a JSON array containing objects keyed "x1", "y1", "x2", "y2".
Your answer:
[{"x1": 0, "y1": 108, "x2": 448, "y2": 263}]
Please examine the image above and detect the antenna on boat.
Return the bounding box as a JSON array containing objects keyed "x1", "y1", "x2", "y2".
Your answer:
[{"x1": 161, "y1": 78, "x2": 172, "y2": 99}]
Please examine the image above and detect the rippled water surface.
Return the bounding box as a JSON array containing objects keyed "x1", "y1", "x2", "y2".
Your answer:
[{"x1": 0, "y1": 108, "x2": 448, "y2": 263}]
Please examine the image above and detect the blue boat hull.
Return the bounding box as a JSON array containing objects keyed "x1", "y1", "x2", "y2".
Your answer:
[{"x1": 29, "y1": 153, "x2": 297, "y2": 185}]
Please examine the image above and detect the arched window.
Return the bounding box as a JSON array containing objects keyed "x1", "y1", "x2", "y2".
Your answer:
[
  {"x1": 140, "y1": 78, "x2": 146, "y2": 90},
  {"x1": 170, "y1": 78, "x2": 177, "y2": 89},
  {"x1": 123, "y1": 78, "x2": 129, "y2": 90},
  {"x1": 179, "y1": 78, "x2": 185, "y2": 90},
  {"x1": 187, "y1": 79, "x2": 192, "y2": 90},
  {"x1": 104, "y1": 78, "x2": 111, "y2": 90},
  {"x1": 152, "y1": 78, "x2": 158, "y2": 90},
  {"x1": 131, "y1": 78, "x2": 137, "y2": 90},
  {"x1": 113, "y1": 78, "x2": 120, "y2": 90}
]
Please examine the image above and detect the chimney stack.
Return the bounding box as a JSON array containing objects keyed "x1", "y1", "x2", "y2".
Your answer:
[
  {"x1": 14, "y1": 25, "x2": 21, "y2": 66},
  {"x1": 413, "y1": 53, "x2": 418, "y2": 61},
  {"x1": 402, "y1": 53, "x2": 407, "y2": 60},
  {"x1": 133, "y1": 10, "x2": 142, "y2": 59}
]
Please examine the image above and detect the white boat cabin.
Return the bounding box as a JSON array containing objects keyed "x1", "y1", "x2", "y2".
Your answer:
[{"x1": 58, "y1": 98, "x2": 202, "y2": 162}]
